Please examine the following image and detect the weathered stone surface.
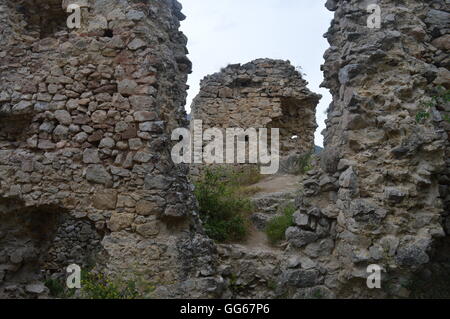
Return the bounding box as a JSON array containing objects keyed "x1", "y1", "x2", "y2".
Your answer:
[
  {"x1": 286, "y1": 227, "x2": 319, "y2": 248},
  {"x1": 384, "y1": 187, "x2": 407, "y2": 203},
  {"x1": 91, "y1": 110, "x2": 107, "y2": 124},
  {"x1": 25, "y1": 283, "x2": 47, "y2": 295},
  {"x1": 134, "y1": 111, "x2": 156, "y2": 122},
  {"x1": 110, "y1": 166, "x2": 130, "y2": 177},
  {"x1": 285, "y1": 0, "x2": 450, "y2": 299},
  {"x1": 134, "y1": 151, "x2": 152, "y2": 163},
  {"x1": 395, "y1": 242, "x2": 430, "y2": 267},
  {"x1": 92, "y1": 191, "x2": 118, "y2": 210},
  {"x1": 54, "y1": 110, "x2": 72, "y2": 125},
  {"x1": 99, "y1": 137, "x2": 115, "y2": 148},
  {"x1": 83, "y1": 149, "x2": 100, "y2": 164},
  {"x1": 0, "y1": 0, "x2": 218, "y2": 298},
  {"x1": 12, "y1": 101, "x2": 32, "y2": 114},
  {"x1": 325, "y1": 0, "x2": 338, "y2": 11},
  {"x1": 279, "y1": 269, "x2": 320, "y2": 288},
  {"x1": 128, "y1": 38, "x2": 147, "y2": 51},
  {"x1": 38, "y1": 140, "x2": 56, "y2": 150},
  {"x1": 128, "y1": 138, "x2": 143, "y2": 150},
  {"x1": 118, "y1": 79, "x2": 137, "y2": 96},
  {"x1": 136, "y1": 222, "x2": 160, "y2": 238},
  {"x1": 53, "y1": 125, "x2": 69, "y2": 139},
  {"x1": 338, "y1": 64, "x2": 361, "y2": 85},
  {"x1": 339, "y1": 167, "x2": 357, "y2": 189},
  {"x1": 136, "y1": 200, "x2": 163, "y2": 216},
  {"x1": 108, "y1": 214, "x2": 134, "y2": 232},
  {"x1": 164, "y1": 204, "x2": 187, "y2": 218},
  {"x1": 144, "y1": 175, "x2": 172, "y2": 190},
  {"x1": 432, "y1": 34, "x2": 450, "y2": 51},
  {"x1": 139, "y1": 121, "x2": 164, "y2": 133},
  {"x1": 86, "y1": 165, "x2": 112, "y2": 185}
]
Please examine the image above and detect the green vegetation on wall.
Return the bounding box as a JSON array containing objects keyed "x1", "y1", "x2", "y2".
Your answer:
[{"x1": 416, "y1": 86, "x2": 450, "y2": 124}]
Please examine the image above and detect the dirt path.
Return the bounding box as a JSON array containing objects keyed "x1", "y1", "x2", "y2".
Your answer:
[
  {"x1": 243, "y1": 174, "x2": 301, "y2": 251},
  {"x1": 252, "y1": 174, "x2": 301, "y2": 195},
  {"x1": 243, "y1": 225, "x2": 275, "y2": 249}
]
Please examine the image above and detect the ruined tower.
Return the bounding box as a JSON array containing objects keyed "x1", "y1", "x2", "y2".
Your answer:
[
  {"x1": 190, "y1": 59, "x2": 321, "y2": 161},
  {"x1": 0, "y1": 0, "x2": 220, "y2": 298}
]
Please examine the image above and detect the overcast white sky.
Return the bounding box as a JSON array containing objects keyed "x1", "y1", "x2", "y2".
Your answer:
[{"x1": 179, "y1": 0, "x2": 333, "y2": 147}]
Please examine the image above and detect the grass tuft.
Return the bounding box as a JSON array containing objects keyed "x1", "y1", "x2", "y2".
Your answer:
[{"x1": 265, "y1": 203, "x2": 296, "y2": 245}]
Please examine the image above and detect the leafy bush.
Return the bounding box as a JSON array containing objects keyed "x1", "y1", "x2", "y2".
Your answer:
[
  {"x1": 265, "y1": 204, "x2": 295, "y2": 245},
  {"x1": 46, "y1": 270, "x2": 155, "y2": 299},
  {"x1": 194, "y1": 167, "x2": 254, "y2": 243},
  {"x1": 45, "y1": 278, "x2": 75, "y2": 298},
  {"x1": 81, "y1": 271, "x2": 140, "y2": 299}
]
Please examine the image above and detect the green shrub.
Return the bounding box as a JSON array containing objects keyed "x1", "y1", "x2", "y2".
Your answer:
[
  {"x1": 81, "y1": 271, "x2": 140, "y2": 299},
  {"x1": 45, "y1": 268, "x2": 156, "y2": 299},
  {"x1": 265, "y1": 204, "x2": 295, "y2": 245},
  {"x1": 194, "y1": 168, "x2": 253, "y2": 243},
  {"x1": 45, "y1": 278, "x2": 75, "y2": 298}
]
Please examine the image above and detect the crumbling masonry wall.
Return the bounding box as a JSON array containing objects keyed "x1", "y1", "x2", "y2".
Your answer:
[
  {"x1": 0, "y1": 0, "x2": 220, "y2": 298},
  {"x1": 190, "y1": 59, "x2": 321, "y2": 161},
  {"x1": 1, "y1": 0, "x2": 449, "y2": 300},
  {"x1": 208, "y1": 0, "x2": 449, "y2": 299},
  {"x1": 286, "y1": 0, "x2": 449, "y2": 298}
]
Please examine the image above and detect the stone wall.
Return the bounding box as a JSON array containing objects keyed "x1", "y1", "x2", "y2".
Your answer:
[
  {"x1": 0, "y1": 0, "x2": 220, "y2": 298},
  {"x1": 287, "y1": 0, "x2": 449, "y2": 298},
  {"x1": 212, "y1": 0, "x2": 449, "y2": 299},
  {"x1": 190, "y1": 59, "x2": 320, "y2": 165},
  {"x1": 1, "y1": 0, "x2": 448, "y2": 300}
]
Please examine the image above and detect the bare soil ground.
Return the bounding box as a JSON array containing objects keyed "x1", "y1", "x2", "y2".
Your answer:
[
  {"x1": 251, "y1": 174, "x2": 301, "y2": 195},
  {"x1": 243, "y1": 174, "x2": 301, "y2": 250}
]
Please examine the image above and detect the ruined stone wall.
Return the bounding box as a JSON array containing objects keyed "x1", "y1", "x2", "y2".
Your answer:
[
  {"x1": 287, "y1": 0, "x2": 450, "y2": 298},
  {"x1": 213, "y1": 0, "x2": 449, "y2": 300},
  {"x1": 1, "y1": 0, "x2": 448, "y2": 300},
  {"x1": 190, "y1": 59, "x2": 320, "y2": 160},
  {"x1": 0, "y1": 0, "x2": 220, "y2": 298}
]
